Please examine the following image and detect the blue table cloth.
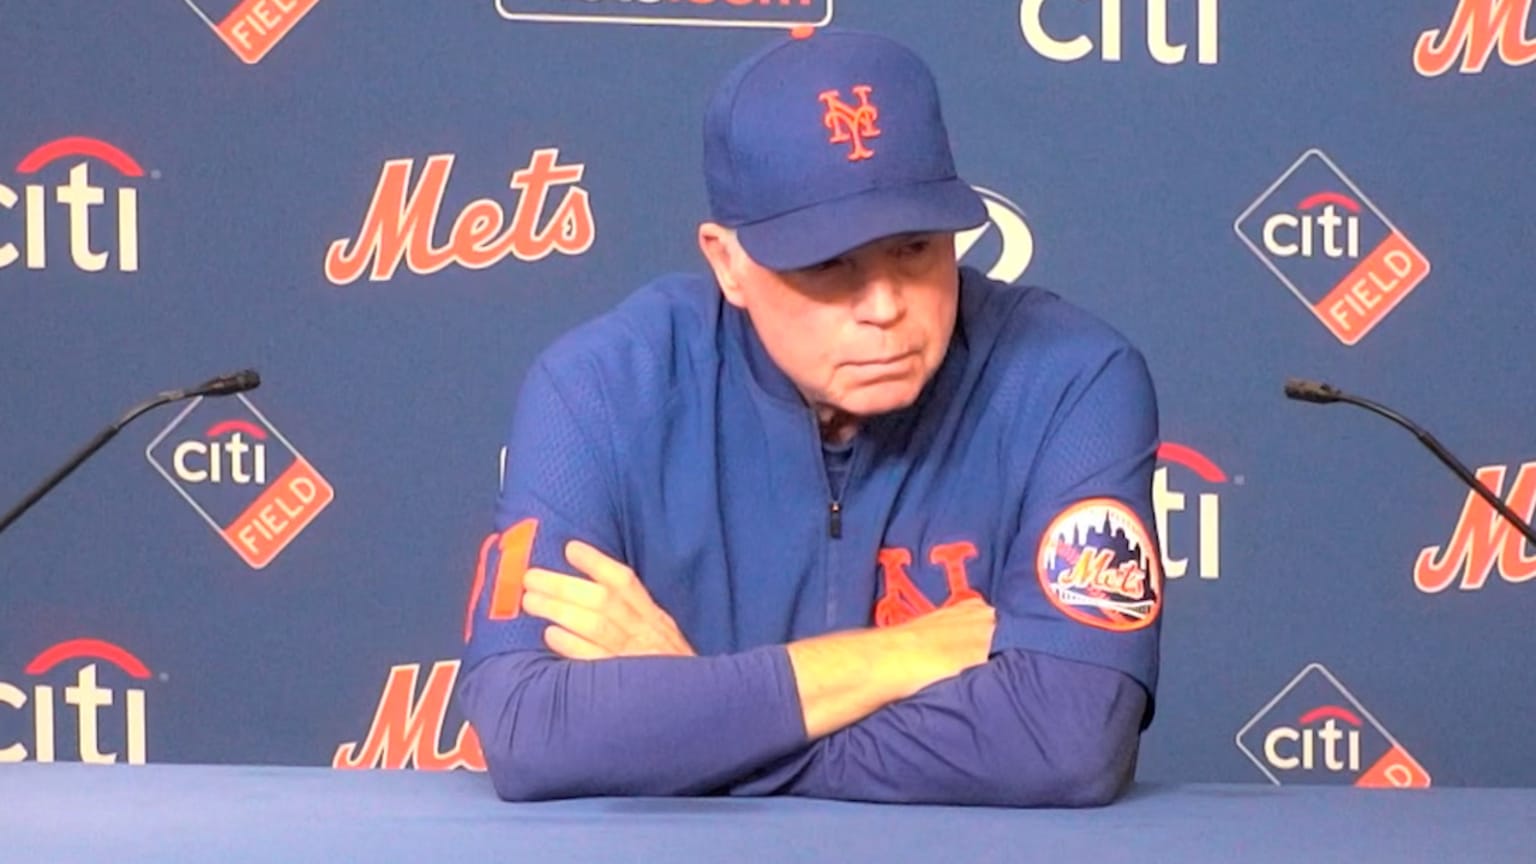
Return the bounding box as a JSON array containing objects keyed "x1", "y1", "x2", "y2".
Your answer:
[{"x1": 2, "y1": 763, "x2": 1530, "y2": 863}]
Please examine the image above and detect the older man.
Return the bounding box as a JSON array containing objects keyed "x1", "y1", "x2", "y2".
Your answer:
[{"x1": 459, "y1": 27, "x2": 1161, "y2": 807}]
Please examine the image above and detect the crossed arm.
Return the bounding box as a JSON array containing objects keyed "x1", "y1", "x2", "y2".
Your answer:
[
  {"x1": 523, "y1": 540, "x2": 996, "y2": 738},
  {"x1": 458, "y1": 540, "x2": 1146, "y2": 806}
]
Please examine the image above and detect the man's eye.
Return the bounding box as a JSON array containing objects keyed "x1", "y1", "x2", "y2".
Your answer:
[
  {"x1": 896, "y1": 239, "x2": 930, "y2": 257},
  {"x1": 804, "y1": 257, "x2": 845, "y2": 274}
]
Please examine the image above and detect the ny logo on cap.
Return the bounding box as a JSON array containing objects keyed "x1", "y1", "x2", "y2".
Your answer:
[{"x1": 820, "y1": 85, "x2": 880, "y2": 161}]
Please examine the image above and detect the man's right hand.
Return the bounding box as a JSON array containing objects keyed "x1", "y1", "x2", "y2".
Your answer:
[{"x1": 521, "y1": 541, "x2": 696, "y2": 660}]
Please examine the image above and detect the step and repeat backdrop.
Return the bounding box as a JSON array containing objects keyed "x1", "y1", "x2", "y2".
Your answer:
[{"x1": 1, "y1": 1, "x2": 1532, "y2": 789}]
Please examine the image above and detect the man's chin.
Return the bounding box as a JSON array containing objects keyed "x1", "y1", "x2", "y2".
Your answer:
[{"x1": 837, "y1": 381, "x2": 925, "y2": 418}]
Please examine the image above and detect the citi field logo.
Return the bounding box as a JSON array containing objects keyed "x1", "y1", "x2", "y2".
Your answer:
[
  {"x1": 1235, "y1": 150, "x2": 1431, "y2": 346},
  {"x1": 1415, "y1": 0, "x2": 1536, "y2": 76},
  {"x1": 333, "y1": 660, "x2": 485, "y2": 771},
  {"x1": 182, "y1": 0, "x2": 321, "y2": 65},
  {"x1": 1020, "y1": 0, "x2": 1219, "y2": 65},
  {"x1": 145, "y1": 394, "x2": 334, "y2": 569},
  {"x1": 494, "y1": 0, "x2": 833, "y2": 29},
  {"x1": 1415, "y1": 459, "x2": 1536, "y2": 593},
  {"x1": 2, "y1": 137, "x2": 143, "y2": 273},
  {"x1": 1154, "y1": 443, "x2": 1227, "y2": 581},
  {"x1": 955, "y1": 186, "x2": 1034, "y2": 284},
  {"x1": 1, "y1": 639, "x2": 155, "y2": 765},
  {"x1": 1237, "y1": 664, "x2": 1430, "y2": 787},
  {"x1": 325, "y1": 148, "x2": 595, "y2": 285}
]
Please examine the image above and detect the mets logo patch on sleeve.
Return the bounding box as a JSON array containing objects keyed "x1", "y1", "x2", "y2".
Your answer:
[{"x1": 1036, "y1": 498, "x2": 1162, "y2": 632}]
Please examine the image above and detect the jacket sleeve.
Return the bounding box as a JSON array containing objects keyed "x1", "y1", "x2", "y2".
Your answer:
[
  {"x1": 458, "y1": 647, "x2": 809, "y2": 800},
  {"x1": 727, "y1": 648, "x2": 1145, "y2": 807},
  {"x1": 989, "y1": 341, "x2": 1163, "y2": 704},
  {"x1": 460, "y1": 352, "x2": 810, "y2": 800}
]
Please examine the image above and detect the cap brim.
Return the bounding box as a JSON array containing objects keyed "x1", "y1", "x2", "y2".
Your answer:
[{"x1": 735, "y1": 179, "x2": 986, "y2": 272}]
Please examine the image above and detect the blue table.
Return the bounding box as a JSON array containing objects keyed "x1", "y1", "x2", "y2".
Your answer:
[{"x1": 3, "y1": 763, "x2": 1531, "y2": 863}]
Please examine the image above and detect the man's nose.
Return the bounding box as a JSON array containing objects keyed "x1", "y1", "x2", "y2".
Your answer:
[{"x1": 853, "y1": 269, "x2": 906, "y2": 325}]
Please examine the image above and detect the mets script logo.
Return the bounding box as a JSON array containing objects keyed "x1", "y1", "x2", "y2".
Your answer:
[
  {"x1": 494, "y1": 0, "x2": 833, "y2": 29},
  {"x1": 955, "y1": 186, "x2": 1034, "y2": 283},
  {"x1": 333, "y1": 660, "x2": 485, "y2": 771},
  {"x1": 146, "y1": 395, "x2": 334, "y2": 569},
  {"x1": 1415, "y1": 0, "x2": 1536, "y2": 76},
  {"x1": 1235, "y1": 149, "x2": 1431, "y2": 346},
  {"x1": 1036, "y1": 499, "x2": 1161, "y2": 631},
  {"x1": 2, "y1": 137, "x2": 144, "y2": 274},
  {"x1": 1, "y1": 639, "x2": 155, "y2": 765},
  {"x1": 1415, "y1": 458, "x2": 1536, "y2": 593},
  {"x1": 820, "y1": 86, "x2": 880, "y2": 162},
  {"x1": 182, "y1": 0, "x2": 321, "y2": 64},
  {"x1": 325, "y1": 147, "x2": 595, "y2": 285},
  {"x1": 1237, "y1": 664, "x2": 1431, "y2": 787}
]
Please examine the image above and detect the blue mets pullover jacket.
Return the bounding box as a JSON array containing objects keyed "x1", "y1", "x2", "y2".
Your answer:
[{"x1": 460, "y1": 266, "x2": 1161, "y2": 806}]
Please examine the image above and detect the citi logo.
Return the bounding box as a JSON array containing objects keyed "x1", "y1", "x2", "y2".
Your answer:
[
  {"x1": 1415, "y1": 459, "x2": 1536, "y2": 593},
  {"x1": 0, "y1": 639, "x2": 153, "y2": 765},
  {"x1": 955, "y1": 186, "x2": 1034, "y2": 284},
  {"x1": 1261, "y1": 193, "x2": 1361, "y2": 261},
  {"x1": 1, "y1": 136, "x2": 143, "y2": 273},
  {"x1": 172, "y1": 421, "x2": 268, "y2": 485},
  {"x1": 1153, "y1": 443, "x2": 1226, "y2": 581},
  {"x1": 1415, "y1": 0, "x2": 1536, "y2": 76},
  {"x1": 325, "y1": 148, "x2": 595, "y2": 285},
  {"x1": 1236, "y1": 664, "x2": 1430, "y2": 787},
  {"x1": 1263, "y1": 706, "x2": 1363, "y2": 773},
  {"x1": 1020, "y1": 0, "x2": 1219, "y2": 65}
]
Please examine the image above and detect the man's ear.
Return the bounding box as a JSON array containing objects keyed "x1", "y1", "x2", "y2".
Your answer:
[{"x1": 698, "y1": 222, "x2": 747, "y2": 309}]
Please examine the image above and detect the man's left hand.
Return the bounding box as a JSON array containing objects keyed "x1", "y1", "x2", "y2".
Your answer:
[{"x1": 520, "y1": 540, "x2": 696, "y2": 660}]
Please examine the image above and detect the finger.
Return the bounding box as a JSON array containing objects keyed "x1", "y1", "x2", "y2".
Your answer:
[
  {"x1": 524, "y1": 567, "x2": 609, "y2": 610},
  {"x1": 661, "y1": 627, "x2": 696, "y2": 657},
  {"x1": 524, "y1": 565, "x2": 649, "y2": 639},
  {"x1": 564, "y1": 541, "x2": 677, "y2": 624},
  {"x1": 559, "y1": 541, "x2": 689, "y2": 655},
  {"x1": 543, "y1": 626, "x2": 610, "y2": 661},
  {"x1": 565, "y1": 541, "x2": 643, "y2": 595},
  {"x1": 643, "y1": 611, "x2": 693, "y2": 655},
  {"x1": 521, "y1": 591, "x2": 622, "y2": 651}
]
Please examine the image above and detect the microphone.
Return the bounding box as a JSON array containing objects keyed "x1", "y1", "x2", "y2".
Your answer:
[
  {"x1": 0, "y1": 369, "x2": 262, "y2": 537},
  {"x1": 1283, "y1": 377, "x2": 1536, "y2": 549},
  {"x1": 1282, "y1": 378, "x2": 1342, "y2": 404},
  {"x1": 185, "y1": 369, "x2": 261, "y2": 398}
]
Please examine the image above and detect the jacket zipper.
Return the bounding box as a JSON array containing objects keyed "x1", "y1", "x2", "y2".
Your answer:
[{"x1": 810, "y1": 411, "x2": 848, "y2": 541}]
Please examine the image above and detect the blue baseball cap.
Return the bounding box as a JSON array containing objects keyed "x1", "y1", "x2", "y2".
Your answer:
[{"x1": 703, "y1": 29, "x2": 986, "y2": 272}]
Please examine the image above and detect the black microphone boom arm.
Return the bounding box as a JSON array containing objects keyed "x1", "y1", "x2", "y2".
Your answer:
[
  {"x1": 0, "y1": 371, "x2": 261, "y2": 537},
  {"x1": 1284, "y1": 378, "x2": 1536, "y2": 550}
]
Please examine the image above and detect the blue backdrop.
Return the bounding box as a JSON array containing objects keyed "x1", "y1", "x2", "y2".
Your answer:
[{"x1": 2, "y1": 0, "x2": 1532, "y2": 788}]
